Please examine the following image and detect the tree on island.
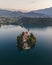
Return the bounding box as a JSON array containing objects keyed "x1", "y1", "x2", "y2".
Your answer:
[{"x1": 17, "y1": 31, "x2": 36, "y2": 50}]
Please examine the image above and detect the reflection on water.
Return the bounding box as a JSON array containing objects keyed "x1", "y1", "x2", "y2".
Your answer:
[{"x1": 0, "y1": 25, "x2": 52, "y2": 65}]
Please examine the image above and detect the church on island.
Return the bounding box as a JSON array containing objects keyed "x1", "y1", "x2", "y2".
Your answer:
[
  {"x1": 22, "y1": 30, "x2": 30, "y2": 49},
  {"x1": 17, "y1": 29, "x2": 36, "y2": 50}
]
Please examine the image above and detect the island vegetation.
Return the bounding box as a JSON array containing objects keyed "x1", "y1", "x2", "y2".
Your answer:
[{"x1": 17, "y1": 31, "x2": 36, "y2": 50}]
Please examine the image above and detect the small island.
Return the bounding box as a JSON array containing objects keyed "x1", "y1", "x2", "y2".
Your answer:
[{"x1": 17, "y1": 30, "x2": 36, "y2": 50}]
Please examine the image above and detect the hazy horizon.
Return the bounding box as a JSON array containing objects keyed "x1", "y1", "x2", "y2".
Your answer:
[{"x1": 0, "y1": 0, "x2": 52, "y2": 12}]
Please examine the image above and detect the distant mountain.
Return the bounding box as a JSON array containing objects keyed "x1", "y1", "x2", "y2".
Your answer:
[
  {"x1": 0, "y1": 9, "x2": 12, "y2": 17},
  {"x1": 0, "y1": 9, "x2": 48, "y2": 18},
  {"x1": 0, "y1": 9, "x2": 22, "y2": 17},
  {"x1": 22, "y1": 12, "x2": 48, "y2": 18},
  {"x1": 34, "y1": 7, "x2": 52, "y2": 17}
]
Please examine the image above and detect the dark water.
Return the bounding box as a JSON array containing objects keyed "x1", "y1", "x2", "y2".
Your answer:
[{"x1": 0, "y1": 25, "x2": 52, "y2": 65}]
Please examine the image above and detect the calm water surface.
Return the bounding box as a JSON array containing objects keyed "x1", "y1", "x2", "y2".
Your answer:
[{"x1": 0, "y1": 25, "x2": 52, "y2": 65}]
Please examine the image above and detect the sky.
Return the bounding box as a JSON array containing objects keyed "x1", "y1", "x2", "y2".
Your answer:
[{"x1": 0, "y1": 0, "x2": 52, "y2": 11}]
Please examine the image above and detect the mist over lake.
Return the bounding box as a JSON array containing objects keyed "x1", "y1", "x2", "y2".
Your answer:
[{"x1": 0, "y1": 25, "x2": 52, "y2": 65}]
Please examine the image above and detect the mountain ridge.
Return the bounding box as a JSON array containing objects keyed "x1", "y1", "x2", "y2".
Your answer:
[
  {"x1": 34, "y1": 7, "x2": 52, "y2": 17},
  {"x1": 0, "y1": 9, "x2": 48, "y2": 18}
]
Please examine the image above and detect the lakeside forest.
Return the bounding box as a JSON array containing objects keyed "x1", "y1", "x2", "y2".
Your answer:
[{"x1": 0, "y1": 17, "x2": 52, "y2": 26}]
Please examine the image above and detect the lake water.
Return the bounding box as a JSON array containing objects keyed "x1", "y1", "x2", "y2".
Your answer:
[{"x1": 0, "y1": 25, "x2": 52, "y2": 65}]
